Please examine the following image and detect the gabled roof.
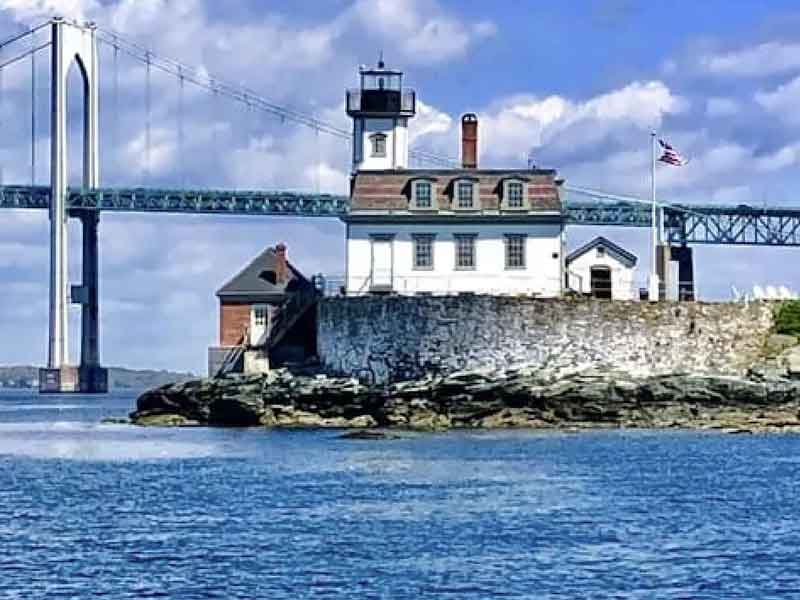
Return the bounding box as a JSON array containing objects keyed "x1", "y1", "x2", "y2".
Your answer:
[
  {"x1": 216, "y1": 247, "x2": 306, "y2": 300},
  {"x1": 566, "y1": 236, "x2": 637, "y2": 268}
]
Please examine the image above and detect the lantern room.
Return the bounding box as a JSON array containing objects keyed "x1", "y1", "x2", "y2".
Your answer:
[{"x1": 346, "y1": 59, "x2": 416, "y2": 172}]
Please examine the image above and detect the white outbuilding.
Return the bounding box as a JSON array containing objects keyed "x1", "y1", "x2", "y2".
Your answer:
[{"x1": 565, "y1": 236, "x2": 638, "y2": 300}]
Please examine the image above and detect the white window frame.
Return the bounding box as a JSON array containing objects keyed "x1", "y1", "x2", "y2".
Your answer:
[
  {"x1": 370, "y1": 133, "x2": 387, "y2": 157},
  {"x1": 253, "y1": 305, "x2": 268, "y2": 327},
  {"x1": 502, "y1": 178, "x2": 529, "y2": 210},
  {"x1": 454, "y1": 234, "x2": 477, "y2": 270},
  {"x1": 453, "y1": 178, "x2": 480, "y2": 210},
  {"x1": 410, "y1": 178, "x2": 437, "y2": 210},
  {"x1": 412, "y1": 234, "x2": 435, "y2": 270},
  {"x1": 504, "y1": 234, "x2": 527, "y2": 270}
]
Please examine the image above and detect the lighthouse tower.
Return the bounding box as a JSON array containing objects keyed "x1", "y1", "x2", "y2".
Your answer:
[{"x1": 346, "y1": 59, "x2": 416, "y2": 172}]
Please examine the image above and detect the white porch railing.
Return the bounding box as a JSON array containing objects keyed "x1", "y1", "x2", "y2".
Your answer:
[{"x1": 314, "y1": 272, "x2": 701, "y2": 301}]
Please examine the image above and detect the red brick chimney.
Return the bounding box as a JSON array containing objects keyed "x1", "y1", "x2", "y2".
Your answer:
[
  {"x1": 274, "y1": 243, "x2": 289, "y2": 285},
  {"x1": 461, "y1": 113, "x2": 478, "y2": 169}
]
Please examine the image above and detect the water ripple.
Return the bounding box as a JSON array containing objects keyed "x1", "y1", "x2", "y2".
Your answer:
[{"x1": 1, "y1": 393, "x2": 800, "y2": 597}]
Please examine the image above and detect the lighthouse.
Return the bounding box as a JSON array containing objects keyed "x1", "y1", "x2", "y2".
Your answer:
[{"x1": 345, "y1": 59, "x2": 416, "y2": 172}]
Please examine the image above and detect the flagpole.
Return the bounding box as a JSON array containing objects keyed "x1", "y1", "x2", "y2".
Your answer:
[{"x1": 649, "y1": 131, "x2": 660, "y2": 301}]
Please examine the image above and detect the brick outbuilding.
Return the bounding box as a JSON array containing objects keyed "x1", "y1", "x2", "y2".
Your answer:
[{"x1": 208, "y1": 244, "x2": 317, "y2": 376}]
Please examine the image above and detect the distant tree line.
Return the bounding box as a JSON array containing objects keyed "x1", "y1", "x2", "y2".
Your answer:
[{"x1": 0, "y1": 366, "x2": 195, "y2": 391}]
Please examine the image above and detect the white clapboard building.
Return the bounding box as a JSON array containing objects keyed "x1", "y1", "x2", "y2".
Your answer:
[
  {"x1": 342, "y1": 60, "x2": 566, "y2": 297},
  {"x1": 565, "y1": 236, "x2": 638, "y2": 300}
]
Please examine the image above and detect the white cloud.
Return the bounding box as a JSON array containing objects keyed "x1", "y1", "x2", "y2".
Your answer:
[
  {"x1": 307, "y1": 162, "x2": 348, "y2": 194},
  {"x1": 698, "y1": 41, "x2": 800, "y2": 78},
  {"x1": 711, "y1": 185, "x2": 752, "y2": 204},
  {"x1": 409, "y1": 100, "x2": 453, "y2": 142},
  {"x1": 0, "y1": 0, "x2": 98, "y2": 20},
  {"x1": 475, "y1": 81, "x2": 688, "y2": 163},
  {"x1": 122, "y1": 127, "x2": 177, "y2": 176},
  {"x1": 706, "y1": 97, "x2": 740, "y2": 117},
  {"x1": 755, "y1": 76, "x2": 800, "y2": 124},
  {"x1": 754, "y1": 142, "x2": 800, "y2": 172},
  {"x1": 0, "y1": 242, "x2": 47, "y2": 268},
  {"x1": 351, "y1": 0, "x2": 496, "y2": 65}
]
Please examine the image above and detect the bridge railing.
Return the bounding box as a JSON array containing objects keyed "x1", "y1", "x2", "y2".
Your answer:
[{"x1": 0, "y1": 185, "x2": 350, "y2": 216}]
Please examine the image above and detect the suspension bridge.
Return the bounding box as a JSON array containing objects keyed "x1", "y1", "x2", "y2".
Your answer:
[
  {"x1": 3, "y1": 184, "x2": 800, "y2": 246},
  {"x1": 1, "y1": 17, "x2": 799, "y2": 392}
]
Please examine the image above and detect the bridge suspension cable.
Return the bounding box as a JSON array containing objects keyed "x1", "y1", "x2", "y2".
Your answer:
[
  {"x1": 0, "y1": 41, "x2": 49, "y2": 70},
  {"x1": 564, "y1": 185, "x2": 663, "y2": 207},
  {"x1": 0, "y1": 45, "x2": 3, "y2": 186},
  {"x1": 0, "y1": 25, "x2": 51, "y2": 187},
  {"x1": 91, "y1": 25, "x2": 457, "y2": 168},
  {"x1": 0, "y1": 21, "x2": 50, "y2": 52},
  {"x1": 177, "y1": 66, "x2": 185, "y2": 188},
  {"x1": 144, "y1": 50, "x2": 151, "y2": 184},
  {"x1": 112, "y1": 34, "x2": 119, "y2": 178},
  {"x1": 30, "y1": 31, "x2": 36, "y2": 186}
]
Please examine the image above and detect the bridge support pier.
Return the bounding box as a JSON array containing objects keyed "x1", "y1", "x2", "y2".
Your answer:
[
  {"x1": 656, "y1": 244, "x2": 671, "y2": 301},
  {"x1": 40, "y1": 212, "x2": 108, "y2": 393},
  {"x1": 671, "y1": 245, "x2": 695, "y2": 301},
  {"x1": 75, "y1": 211, "x2": 107, "y2": 393},
  {"x1": 39, "y1": 19, "x2": 104, "y2": 393},
  {"x1": 654, "y1": 243, "x2": 695, "y2": 301}
]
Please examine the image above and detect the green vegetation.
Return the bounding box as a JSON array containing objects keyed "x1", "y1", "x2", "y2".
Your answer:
[
  {"x1": 775, "y1": 300, "x2": 800, "y2": 337},
  {"x1": 0, "y1": 366, "x2": 195, "y2": 391}
]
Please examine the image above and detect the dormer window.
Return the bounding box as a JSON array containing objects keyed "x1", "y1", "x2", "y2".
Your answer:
[
  {"x1": 411, "y1": 180, "x2": 435, "y2": 209},
  {"x1": 370, "y1": 133, "x2": 387, "y2": 157},
  {"x1": 457, "y1": 181, "x2": 474, "y2": 208},
  {"x1": 507, "y1": 182, "x2": 524, "y2": 207},
  {"x1": 451, "y1": 178, "x2": 480, "y2": 210},
  {"x1": 502, "y1": 178, "x2": 528, "y2": 210}
]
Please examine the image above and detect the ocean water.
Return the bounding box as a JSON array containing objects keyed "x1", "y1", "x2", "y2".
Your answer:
[{"x1": 1, "y1": 391, "x2": 800, "y2": 598}]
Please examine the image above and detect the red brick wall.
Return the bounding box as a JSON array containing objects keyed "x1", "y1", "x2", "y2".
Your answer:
[{"x1": 220, "y1": 302, "x2": 250, "y2": 346}]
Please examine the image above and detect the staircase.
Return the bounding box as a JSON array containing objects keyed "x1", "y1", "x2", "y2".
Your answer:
[
  {"x1": 267, "y1": 284, "x2": 320, "y2": 350},
  {"x1": 215, "y1": 326, "x2": 248, "y2": 377}
]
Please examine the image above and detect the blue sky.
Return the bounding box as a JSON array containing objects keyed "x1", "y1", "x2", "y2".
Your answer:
[{"x1": 3, "y1": 0, "x2": 800, "y2": 373}]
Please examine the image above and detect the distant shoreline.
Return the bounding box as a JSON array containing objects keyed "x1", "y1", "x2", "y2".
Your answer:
[{"x1": 0, "y1": 365, "x2": 196, "y2": 392}]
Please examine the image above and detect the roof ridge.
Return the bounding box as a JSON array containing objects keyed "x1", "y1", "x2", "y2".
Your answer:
[
  {"x1": 216, "y1": 246, "x2": 308, "y2": 298},
  {"x1": 566, "y1": 236, "x2": 637, "y2": 267}
]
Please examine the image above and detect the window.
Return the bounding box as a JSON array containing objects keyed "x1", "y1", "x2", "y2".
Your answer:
[
  {"x1": 253, "y1": 306, "x2": 267, "y2": 327},
  {"x1": 412, "y1": 234, "x2": 435, "y2": 270},
  {"x1": 414, "y1": 181, "x2": 432, "y2": 208},
  {"x1": 502, "y1": 179, "x2": 528, "y2": 209},
  {"x1": 597, "y1": 247, "x2": 606, "y2": 257},
  {"x1": 454, "y1": 234, "x2": 477, "y2": 269},
  {"x1": 370, "y1": 133, "x2": 386, "y2": 157},
  {"x1": 457, "y1": 182, "x2": 474, "y2": 208},
  {"x1": 507, "y1": 182, "x2": 524, "y2": 208},
  {"x1": 505, "y1": 235, "x2": 526, "y2": 269}
]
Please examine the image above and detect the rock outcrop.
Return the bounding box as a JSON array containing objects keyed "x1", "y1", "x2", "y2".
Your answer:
[{"x1": 131, "y1": 365, "x2": 800, "y2": 433}]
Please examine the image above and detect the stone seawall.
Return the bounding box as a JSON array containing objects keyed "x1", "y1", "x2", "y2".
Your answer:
[{"x1": 317, "y1": 297, "x2": 775, "y2": 384}]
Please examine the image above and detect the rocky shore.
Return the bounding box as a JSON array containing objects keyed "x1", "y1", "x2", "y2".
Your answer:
[{"x1": 130, "y1": 343, "x2": 800, "y2": 433}]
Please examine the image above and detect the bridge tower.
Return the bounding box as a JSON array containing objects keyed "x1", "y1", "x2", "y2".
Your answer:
[
  {"x1": 346, "y1": 58, "x2": 416, "y2": 172},
  {"x1": 39, "y1": 18, "x2": 107, "y2": 393}
]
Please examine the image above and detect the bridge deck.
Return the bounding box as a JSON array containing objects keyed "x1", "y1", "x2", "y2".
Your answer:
[
  {"x1": 567, "y1": 200, "x2": 800, "y2": 246},
  {"x1": 4, "y1": 185, "x2": 800, "y2": 245},
  {"x1": 0, "y1": 185, "x2": 350, "y2": 217}
]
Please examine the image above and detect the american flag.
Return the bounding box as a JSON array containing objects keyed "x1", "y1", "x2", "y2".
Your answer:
[{"x1": 658, "y1": 139, "x2": 688, "y2": 166}]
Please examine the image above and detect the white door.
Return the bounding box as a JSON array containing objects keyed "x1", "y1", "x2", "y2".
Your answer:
[
  {"x1": 250, "y1": 304, "x2": 268, "y2": 346},
  {"x1": 371, "y1": 239, "x2": 393, "y2": 289}
]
